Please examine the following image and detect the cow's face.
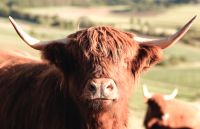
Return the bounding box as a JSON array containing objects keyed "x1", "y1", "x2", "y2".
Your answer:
[
  {"x1": 42, "y1": 27, "x2": 163, "y2": 112},
  {"x1": 77, "y1": 56, "x2": 135, "y2": 112},
  {"x1": 145, "y1": 95, "x2": 168, "y2": 121}
]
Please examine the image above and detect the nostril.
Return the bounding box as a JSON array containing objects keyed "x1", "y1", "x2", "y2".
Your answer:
[
  {"x1": 88, "y1": 84, "x2": 96, "y2": 93},
  {"x1": 106, "y1": 84, "x2": 114, "y2": 91}
]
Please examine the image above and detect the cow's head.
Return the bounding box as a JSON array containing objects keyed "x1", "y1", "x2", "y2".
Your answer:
[
  {"x1": 143, "y1": 85, "x2": 178, "y2": 128},
  {"x1": 9, "y1": 16, "x2": 194, "y2": 113}
]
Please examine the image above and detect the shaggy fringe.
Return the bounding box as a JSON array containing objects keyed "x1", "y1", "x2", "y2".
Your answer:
[{"x1": 68, "y1": 26, "x2": 138, "y2": 63}]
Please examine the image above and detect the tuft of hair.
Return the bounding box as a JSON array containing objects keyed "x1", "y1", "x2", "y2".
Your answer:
[{"x1": 68, "y1": 26, "x2": 138, "y2": 63}]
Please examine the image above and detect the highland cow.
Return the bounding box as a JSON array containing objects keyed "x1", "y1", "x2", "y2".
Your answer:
[
  {"x1": 0, "y1": 16, "x2": 196, "y2": 129},
  {"x1": 143, "y1": 85, "x2": 200, "y2": 129}
]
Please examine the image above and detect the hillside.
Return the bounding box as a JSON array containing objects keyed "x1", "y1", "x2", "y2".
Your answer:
[{"x1": 3, "y1": 0, "x2": 200, "y2": 7}]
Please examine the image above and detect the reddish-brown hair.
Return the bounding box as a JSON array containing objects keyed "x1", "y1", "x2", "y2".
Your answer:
[{"x1": 0, "y1": 26, "x2": 163, "y2": 129}]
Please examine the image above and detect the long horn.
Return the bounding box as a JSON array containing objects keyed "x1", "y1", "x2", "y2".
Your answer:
[
  {"x1": 134, "y1": 16, "x2": 197, "y2": 49},
  {"x1": 143, "y1": 84, "x2": 153, "y2": 99},
  {"x1": 9, "y1": 16, "x2": 69, "y2": 50},
  {"x1": 164, "y1": 88, "x2": 178, "y2": 101}
]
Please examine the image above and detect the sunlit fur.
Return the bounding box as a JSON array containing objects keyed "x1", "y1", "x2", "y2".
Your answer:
[{"x1": 0, "y1": 26, "x2": 162, "y2": 129}]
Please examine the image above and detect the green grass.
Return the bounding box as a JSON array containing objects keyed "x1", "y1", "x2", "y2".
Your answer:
[
  {"x1": 141, "y1": 4, "x2": 200, "y2": 29},
  {"x1": 142, "y1": 67, "x2": 200, "y2": 99},
  {"x1": 22, "y1": 5, "x2": 130, "y2": 26},
  {"x1": 22, "y1": 4, "x2": 200, "y2": 30},
  {"x1": 163, "y1": 43, "x2": 200, "y2": 62},
  {"x1": 143, "y1": 67, "x2": 200, "y2": 88}
]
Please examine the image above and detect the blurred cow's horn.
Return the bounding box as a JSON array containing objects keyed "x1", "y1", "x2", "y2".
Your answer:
[
  {"x1": 164, "y1": 88, "x2": 178, "y2": 101},
  {"x1": 134, "y1": 15, "x2": 197, "y2": 49},
  {"x1": 143, "y1": 84, "x2": 153, "y2": 99},
  {"x1": 9, "y1": 16, "x2": 69, "y2": 50}
]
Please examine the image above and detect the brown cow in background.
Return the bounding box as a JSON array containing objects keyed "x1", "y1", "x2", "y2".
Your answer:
[
  {"x1": 0, "y1": 16, "x2": 196, "y2": 129},
  {"x1": 143, "y1": 85, "x2": 200, "y2": 129}
]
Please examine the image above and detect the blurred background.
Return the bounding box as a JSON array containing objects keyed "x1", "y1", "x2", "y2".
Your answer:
[{"x1": 0, "y1": 0, "x2": 200, "y2": 128}]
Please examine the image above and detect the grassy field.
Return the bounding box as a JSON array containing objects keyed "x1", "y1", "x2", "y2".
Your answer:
[
  {"x1": 22, "y1": 4, "x2": 200, "y2": 29},
  {"x1": 141, "y1": 4, "x2": 200, "y2": 28},
  {"x1": 1, "y1": 4, "x2": 200, "y2": 129},
  {"x1": 23, "y1": 5, "x2": 130, "y2": 28}
]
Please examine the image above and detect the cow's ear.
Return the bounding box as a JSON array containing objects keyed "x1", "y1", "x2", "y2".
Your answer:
[
  {"x1": 42, "y1": 43, "x2": 79, "y2": 74},
  {"x1": 42, "y1": 43, "x2": 66, "y2": 65},
  {"x1": 41, "y1": 43, "x2": 76, "y2": 73},
  {"x1": 132, "y1": 44, "x2": 163, "y2": 74}
]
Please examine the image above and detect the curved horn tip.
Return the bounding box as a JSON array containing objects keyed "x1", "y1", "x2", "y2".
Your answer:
[
  {"x1": 143, "y1": 84, "x2": 153, "y2": 99},
  {"x1": 8, "y1": 16, "x2": 12, "y2": 21},
  {"x1": 164, "y1": 88, "x2": 178, "y2": 101},
  {"x1": 191, "y1": 15, "x2": 197, "y2": 21},
  {"x1": 135, "y1": 15, "x2": 197, "y2": 49},
  {"x1": 8, "y1": 16, "x2": 19, "y2": 27},
  {"x1": 9, "y1": 16, "x2": 13, "y2": 21},
  {"x1": 184, "y1": 15, "x2": 197, "y2": 28},
  {"x1": 159, "y1": 15, "x2": 197, "y2": 49},
  {"x1": 9, "y1": 16, "x2": 70, "y2": 50},
  {"x1": 8, "y1": 16, "x2": 45, "y2": 50},
  {"x1": 172, "y1": 88, "x2": 178, "y2": 95}
]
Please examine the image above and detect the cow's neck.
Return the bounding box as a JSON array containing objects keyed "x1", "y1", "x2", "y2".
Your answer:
[{"x1": 84, "y1": 107, "x2": 128, "y2": 129}]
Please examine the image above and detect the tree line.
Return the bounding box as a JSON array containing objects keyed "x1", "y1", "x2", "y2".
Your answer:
[{"x1": 0, "y1": 0, "x2": 199, "y2": 7}]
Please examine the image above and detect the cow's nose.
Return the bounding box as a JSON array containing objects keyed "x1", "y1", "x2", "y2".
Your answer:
[
  {"x1": 88, "y1": 83, "x2": 97, "y2": 94},
  {"x1": 101, "y1": 80, "x2": 116, "y2": 97},
  {"x1": 86, "y1": 78, "x2": 119, "y2": 100}
]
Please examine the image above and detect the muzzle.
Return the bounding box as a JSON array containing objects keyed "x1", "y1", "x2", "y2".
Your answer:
[{"x1": 84, "y1": 78, "x2": 119, "y2": 101}]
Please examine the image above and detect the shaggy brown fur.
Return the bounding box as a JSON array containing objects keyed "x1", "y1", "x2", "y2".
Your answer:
[
  {"x1": 0, "y1": 50, "x2": 39, "y2": 67},
  {"x1": 0, "y1": 26, "x2": 162, "y2": 129},
  {"x1": 144, "y1": 94, "x2": 200, "y2": 129}
]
